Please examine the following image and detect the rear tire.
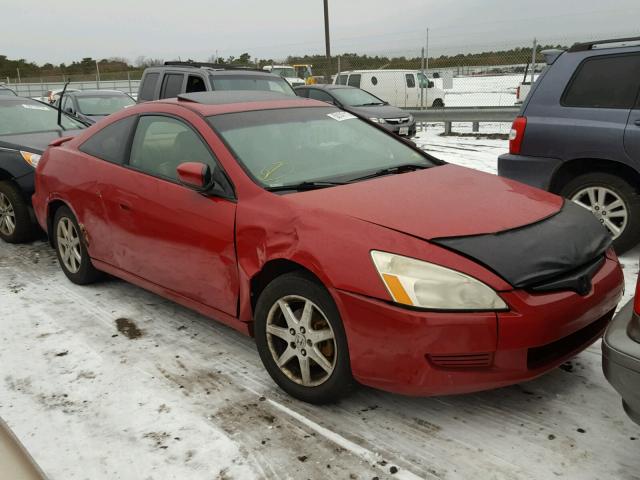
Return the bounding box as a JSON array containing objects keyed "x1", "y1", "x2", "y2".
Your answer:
[
  {"x1": 560, "y1": 172, "x2": 640, "y2": 254},
  {"x1": 0, "y1": 180, "x2": 36, "y2": 243},
  {"x1": 53, "y1": 206, "x2": 102, "y2": 284},
  {"x1": 254, "y1": 271, "x2": 354, "y2": 404}
]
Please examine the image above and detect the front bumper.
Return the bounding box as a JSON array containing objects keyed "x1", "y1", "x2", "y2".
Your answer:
[
  {"x1": 603, "y1": 299, "x2": 640, "y2": 425},
  {"x1": 334, "y1": 256, "x2": 623, "y2": 396},
  {"x1": 383, "y1": 121, "x2": 417, "y2": 137},
  {"x1": 497, "y1": 153, "x2": 563, "y2": 191}
]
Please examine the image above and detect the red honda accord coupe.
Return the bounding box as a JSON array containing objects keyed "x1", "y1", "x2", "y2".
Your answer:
[{"x1": 32, "y1": 91, "x2": 624, "y2": 403}]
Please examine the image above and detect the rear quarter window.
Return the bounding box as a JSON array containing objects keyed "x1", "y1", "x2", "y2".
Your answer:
[
  {"x1": 79, "y1": 116, "x2": 137, "y2": 164},
  {"x1": 138, "y1": 72, "x2": 159, "y2": 102},
  {"x1": 562, "y1": 53, "x2": 640, "y2": 109}
]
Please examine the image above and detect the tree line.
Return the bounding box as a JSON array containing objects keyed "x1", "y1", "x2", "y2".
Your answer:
[{"x1": 1, "y1": 44, "x2": 567, "y2": 81}]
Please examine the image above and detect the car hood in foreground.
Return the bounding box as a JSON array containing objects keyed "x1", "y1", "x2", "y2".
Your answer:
[
  {"x1": 289, "y1": 164, "x2": 563, "y2": 239},
  {"x1": 0, "y1": 129, "x2": 84, "y2": 153},
  {"x1": 287, "y1": 164, "x2": 612, "y2": 290}
]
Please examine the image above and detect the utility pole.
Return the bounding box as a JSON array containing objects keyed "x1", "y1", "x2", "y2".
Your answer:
[
  {"x1": 424, "y1": 28, "x2": 429, "y2": 109},
  {"x1": 530, "y1": 38, "x2": 537, "y2": 84},
  {"x1": 323, "y1": 0, "x2": 331, "y2": 83},
  {"x1": 16, "y1": 68, "x2": 21, "y2": 84},
  {"x1": 95, "y1": 60, "x2": 101, "y2": 89}
]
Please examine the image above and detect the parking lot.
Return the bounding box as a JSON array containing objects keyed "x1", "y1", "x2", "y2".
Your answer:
[{"x1": 1, "y1": 128, "x2": 638, "y2": 480}]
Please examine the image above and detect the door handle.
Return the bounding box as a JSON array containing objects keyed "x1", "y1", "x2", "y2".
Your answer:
[
  {"x1": 634, "y1": 120, "x2": 640, "y2": 126},
  {"x1": 119, "y1": 202, "x2": 132, "y2": 211}
]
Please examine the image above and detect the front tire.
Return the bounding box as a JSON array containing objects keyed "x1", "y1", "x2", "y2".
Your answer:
[
  {"x1": 53, "y1": 206, "x2": 101, "y2": 284},
  {"x1": 560, "y1": 172, "x2": 640, "y2": 254},
  {"x1": 254, "y1": 272, "x2": 353, "y2": 404},
  {"x1": 0, "y1": 180, "x2": 36, "y2": 243},
  {"x1": 432, "y1": 99, "x2": 444, "y2": 108}
]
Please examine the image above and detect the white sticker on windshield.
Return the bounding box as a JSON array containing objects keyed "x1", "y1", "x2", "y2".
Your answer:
[
  {"x1": 21, "y1": 104, "x2": 49, "y2": 111},
  {"x1": 327, "y1": 112, "x2": 356, "y2": 121}
]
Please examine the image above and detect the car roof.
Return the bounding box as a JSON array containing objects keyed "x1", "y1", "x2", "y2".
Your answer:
[
  {"x1": 157, "y1": 91, "x2": 328, "y2": 116},
  {"x1": 338, "y1": 69, "x2": 422, "y2": 74},
  {"x1": 68, "y1": 90, "x2": 130, "y2": 97},
  {"x1": 296, "y1": 84, "x2": 355, "y2": 91},
  {"x1": 0, "y1": 96, "x2": 45, "y2": 105},
  {"x1": 144, "y1": 65, "x2": 273, "y2": 77}
]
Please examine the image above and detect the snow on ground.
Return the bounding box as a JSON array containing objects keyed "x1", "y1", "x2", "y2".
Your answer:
[{"x1": 1, "y1": 130, "x2": 639, "y2": 480}]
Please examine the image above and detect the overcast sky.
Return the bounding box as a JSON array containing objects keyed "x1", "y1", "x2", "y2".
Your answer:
[{"x1": 4, "y1": 0, "x2": 640, "y2": 64}]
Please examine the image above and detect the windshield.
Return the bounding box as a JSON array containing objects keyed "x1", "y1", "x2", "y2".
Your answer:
[
  {"x1": 76, "y1": 94, "x2": 135, "y2": 115},
  {"x1": 271, "y1": 67, "x2": 296, "y2": 78},
  {"x1": 210, "y1": 75, "x2": 295, "y2": 96},
  {"x1": 331, "y1": 88, "x2": 384, "y2": 106},
  {"x1": 0, "y1": 101, "x2": 85, "y2": 135},
  {"x1": 208, "y1": 107, "x2": 434, "y2": 189}
]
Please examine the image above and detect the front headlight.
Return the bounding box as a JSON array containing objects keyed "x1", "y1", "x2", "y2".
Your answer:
[
  {"x1": 371, "y1": 250, "x2": 508, "y2": 311},
  {"x1": 20, "y1": 151, "x2": 42, "y2": 167},
  {"x1": 369, "y1": 117, "x2": 386, "y2": 124}
]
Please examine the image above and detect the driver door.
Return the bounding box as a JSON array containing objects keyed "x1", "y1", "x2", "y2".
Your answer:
[{"x1": 101, "y1": 114, "x2": 238, "y2": 316}]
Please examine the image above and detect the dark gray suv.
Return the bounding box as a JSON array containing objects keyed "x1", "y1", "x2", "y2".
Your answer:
[
  {"x1": 499, "y1": 37, "x2": 640, "y2": 252},
  {"x1": 137, "y1": 62, "x2": 296, "y2": 102}
]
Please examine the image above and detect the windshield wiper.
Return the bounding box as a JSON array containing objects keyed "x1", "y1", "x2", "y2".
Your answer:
[
  {"x1": 356, "y1": 102, "x2": 385, "y2": 106},
  {"x1": 266, "y1": 181, "x2": 347, "y2": 192},
  {"x1": 347, "y1": 164, "x2": 428, "y2": 183}
]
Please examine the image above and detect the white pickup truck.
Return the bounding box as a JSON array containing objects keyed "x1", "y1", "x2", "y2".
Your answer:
[{"x1": 263, "y1": 65, "x2": 306, "y2": 88}]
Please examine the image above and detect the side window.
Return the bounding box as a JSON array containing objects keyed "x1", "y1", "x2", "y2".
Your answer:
[
  {"x1": 405, "y1": 74, "x2": 416, "y2": 88},
  {"x1": 347, "y1": 74, "x2": 361, "y2": 88},
  {"x1": 308, "y1": 89, "x2": 335, "y2": 104},
  {"x1": 160, "y1": 73, "x2": 185, "y2": 99},
  {"x1": 79, "y1": 116, "x2": 138, "y2": 164},
  {"x1": 186, "y1": 75, "x2": 206, "y2": 93},
  {"x1": 129, "y1": 116, "x2": 217, "y2": 181},
  {"x1": 295, "y1": 88, "x2": 309, "y2": 98},
  {"x1": 563, "y1": 54, "x2": 640, "y2": 109},
  {"x1": 138, "y1": 72, "x2": 159, "y2": 102},
  {"x1": 336, "y1": 74, "x2": 348, "y2": 85}
]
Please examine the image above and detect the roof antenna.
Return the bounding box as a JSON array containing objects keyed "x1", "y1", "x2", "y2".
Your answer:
[{"x1": 57, "y1": 81, "x2": 70, "y2": 131}]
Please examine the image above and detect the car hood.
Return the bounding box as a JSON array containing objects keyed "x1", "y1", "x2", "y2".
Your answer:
[
  {"x1": 287, "y1": 164, "x2": 612, "y2": 290},
  {"x1": 288, "y1": 164, "x2": 563, "y2": 240},
  {"x1": 0, "y1": 129, "x2": 84, "y2": 153},
  {"x1": 347, "y1": 104, "x2": 411, "y2": 119}
]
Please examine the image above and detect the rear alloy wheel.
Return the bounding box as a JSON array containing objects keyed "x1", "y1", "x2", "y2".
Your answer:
[
  {"x1": 53, "y1": 206, "x2": 101, "y2": 284},
  {"x1": 255, "y1": 272, "x2": 353, "y2": 403},
  {"x1": 0, "y1": 181, "x2": 36, "y2": 243},
  {"x1": 561, "y1": 172, "x2": 640, "y2": 254}
]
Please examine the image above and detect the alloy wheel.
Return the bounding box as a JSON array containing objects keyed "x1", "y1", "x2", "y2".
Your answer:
[
  {"x1": 56, "y1": 217, "x2": 82, "y2": 273},
  {"x1": 0, "y1": 192, "x2": 16, "y2": 236},
  {"x1": 571, "y1": 186, "x2": 628, "y2": 239},
  {"x1": 266, "y1": 295, "x2": 337, "y2": 387}
]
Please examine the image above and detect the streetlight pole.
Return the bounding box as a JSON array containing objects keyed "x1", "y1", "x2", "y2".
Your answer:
[{"x1": 323, "y1": 0, "x2": 331, "y2": 83}]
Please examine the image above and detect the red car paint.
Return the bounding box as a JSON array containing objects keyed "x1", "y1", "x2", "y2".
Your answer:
[{"x1": 32, "y1": 97, "x2": 624, "y2": 396}]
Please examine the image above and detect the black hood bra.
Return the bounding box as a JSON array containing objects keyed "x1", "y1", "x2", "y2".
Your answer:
[{"x1": 432, "y1": 201, "x2": 612, "y2": 295}]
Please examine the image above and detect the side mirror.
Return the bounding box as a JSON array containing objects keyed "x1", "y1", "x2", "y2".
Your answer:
[
  {"x1": 428, "y1": 80, "x2": 434, "y2": 88},
  {"x1": 177, "y1": 162, "x2": 212, "y2": 191}
]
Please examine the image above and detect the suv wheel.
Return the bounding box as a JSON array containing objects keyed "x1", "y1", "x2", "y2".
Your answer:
[
  {"x1": 561, "y1": 172, "x2": 640, "y2": 254},
  {"x1": 254, "y1": 272, "x2": 353, "y2": 404},
  {"x1": 0, "y1": 180, "x2": 36, "y2": 243}
]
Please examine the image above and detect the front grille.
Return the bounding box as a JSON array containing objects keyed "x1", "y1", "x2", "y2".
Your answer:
[
  {"x1": 527, "y1": 309, "x2": 614, "y2": 370},
  {"x1": 428, "y1": 353, "x2": 493, "y2": 369},
  {"x1": 385, "y1": 117, "x2": 411, "y2": 125}
]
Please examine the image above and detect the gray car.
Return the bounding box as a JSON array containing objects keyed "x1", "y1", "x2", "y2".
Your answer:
[
  {"x1": 295, "y1": 84, "x2": 416, "y2": 137},
  {"x1": 498, "y1": 36, "x2": 640, "y2": 253}
]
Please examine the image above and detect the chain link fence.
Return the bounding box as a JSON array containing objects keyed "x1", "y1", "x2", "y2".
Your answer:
[{"x1": 2, "y1": 33, "x2": 636, "y2": 107}]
